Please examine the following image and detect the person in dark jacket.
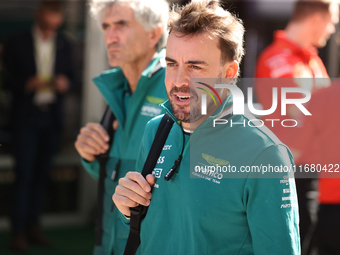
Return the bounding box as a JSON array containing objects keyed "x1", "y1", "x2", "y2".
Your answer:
[{"x1": 3, "y1": 0, "x2": 75, "y2": 251}]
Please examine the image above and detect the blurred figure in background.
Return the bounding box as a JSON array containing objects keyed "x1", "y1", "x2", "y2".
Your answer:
[
  {"x1": 3, "y1": 0, "x2": 75, "y2": 251},
  {"x1": 255, "y1": 0, "x2": 338, "y2": 250},
  {"x1": 74, "y1": 0, "x2": 169, "y2": 254},
  {"x1": 256, "y1": 0, "x2": 338, "y2": 121},
  {"x1": 290, "y1": 82, "x2": 340, "y2": 255}
]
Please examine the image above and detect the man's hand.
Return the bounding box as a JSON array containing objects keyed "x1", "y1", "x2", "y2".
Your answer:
[
  {"x1": 25, "y1": 76, "x2": 48, "y2": 92},
  {"x1": 112, "y1": 172, "x2": 156, "y2": 217},
  {"x1": 53, "y1": 74, "x2": 70, "y2": 94},
  {"x1": 74, "y1": 123, "x2": 110, "y2": 162},
  {"x1": 113, "y1": 120, "x2": 119, "y2": 130}
]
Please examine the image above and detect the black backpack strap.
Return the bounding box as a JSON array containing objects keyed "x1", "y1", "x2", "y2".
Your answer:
[
  {"x1": 124, "y1": 114, "x2": 174, "y2": 255},
  {"x1": 95, "y1": 105, "x2": 115, "y2": 246}
]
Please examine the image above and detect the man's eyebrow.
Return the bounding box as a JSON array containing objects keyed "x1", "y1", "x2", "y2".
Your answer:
[
  {"x1": 186, "y1": 60, "x2": 208, "y2": 66},
  {"x1": 165, "y1": 57, "x2": 208, "y2": 66},
  {"x1": 102, "y1": 20, "x2": 128, "y2": 27},
  {"x1": 165, "y1": 57, "x2": 177, "y2": 62},
  {"x1": 114, "y1": 20, "x2": 128, "y2": 25}
]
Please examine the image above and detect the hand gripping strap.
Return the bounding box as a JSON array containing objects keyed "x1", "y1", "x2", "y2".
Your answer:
[{"x1": 124, "y1": 114, "x2": 174, "y2": 255}]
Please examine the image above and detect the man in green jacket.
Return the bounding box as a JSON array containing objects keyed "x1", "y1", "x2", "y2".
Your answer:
[
  {"x1": 74, "y1": 0, "x2": 169, "y2": 254},
  {"x1": 113, "y1": 0, "x2": 300, "y2": 254}
]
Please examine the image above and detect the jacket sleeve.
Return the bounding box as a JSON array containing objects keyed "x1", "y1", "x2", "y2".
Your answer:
[
  {"x1": 243, "y1": 145, "x2": 300, "y2": 255},
  {"x1": 81, "y1": 158, "x2": 100, "y2": 180}
]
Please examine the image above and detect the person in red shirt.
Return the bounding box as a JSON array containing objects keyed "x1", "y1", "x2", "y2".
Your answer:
[
  {"x1": 255, "y1": 0, "x2": 339, "y2": 141},
  {"x1": 255, "y1": 0, "x2": 339, "y2": 251},
  {"x1": 290, "y1": 82, "x2": 340, "y2": 255}
]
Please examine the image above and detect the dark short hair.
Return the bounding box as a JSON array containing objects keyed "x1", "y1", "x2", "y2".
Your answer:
[
  {"x1": 168, "y1": 0, "x2": 244, "y2": 76},
  {"x1": 290, "y1": 0, "x2": 331, "y2": 22},
  {"x1": 39, "y1": 0, "x2": 63, "y2": 13}
]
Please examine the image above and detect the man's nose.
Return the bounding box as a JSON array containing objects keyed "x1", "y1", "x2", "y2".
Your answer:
[
  {"x1": 105, "y1": 26, "x2": 119, "y2": 45},
  {"x1": 173, "y1": 67, "x2": 189, "y2": 88}
]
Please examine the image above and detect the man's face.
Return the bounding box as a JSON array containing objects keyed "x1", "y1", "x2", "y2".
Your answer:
[
  {"x1": 38, "y1": 10, "x2": 64, "y2": 32},
  {"x1": 102, "y1": 4, "x2": 153, "y2": 68},
  {"x1": 312, "y1": 7, "x2": 339, "y2": 48},
  {"x1": 165, "y1": 32, "x2": 228, "y2": 123}
]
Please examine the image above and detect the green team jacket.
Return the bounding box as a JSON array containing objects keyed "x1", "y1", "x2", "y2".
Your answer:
[
  {"x1": 82, "y1": 49, "x2": 168, "y2": 255},
  {"x1": 123, "y1": 92, "x2": 301, "y2": 254}
]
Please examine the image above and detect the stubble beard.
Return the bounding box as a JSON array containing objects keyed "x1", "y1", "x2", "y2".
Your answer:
[{"x1": 168, "y1": 86, "x2": 213, "y2": 123}]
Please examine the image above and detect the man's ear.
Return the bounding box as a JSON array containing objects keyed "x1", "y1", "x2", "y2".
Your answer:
[
  {"x1": 149, "y1": 27, "x2": 163, "y2": 49},
  {"x1": 309, "y1": 12, "x2": 323, "y2": 27},
  {"x1": 223, "y1": 60, "x2": 239, "y2": 80}
]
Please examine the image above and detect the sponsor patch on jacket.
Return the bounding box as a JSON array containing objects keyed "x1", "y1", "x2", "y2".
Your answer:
[
  {"x1": 141, "y1": 96, "x2": 165, "y2": 117},
  {"x1": 202, "y1": 153, "x2": 229, "y2": 166},
  {"x1": 146, "y1": 96, "x2": 165, "y2": 105},
  {"x1": 141, "y1": 103, "x2": 162, "y2": 117}
]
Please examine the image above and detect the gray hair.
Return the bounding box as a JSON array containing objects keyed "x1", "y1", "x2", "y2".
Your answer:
[{"x1": 89, "y1": 0, "x2": 169, "y2": 52}]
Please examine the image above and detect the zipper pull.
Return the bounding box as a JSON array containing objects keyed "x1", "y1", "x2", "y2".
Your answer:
[{"x1": 164, "y1": 155, "x2": 182, "y2": 181}]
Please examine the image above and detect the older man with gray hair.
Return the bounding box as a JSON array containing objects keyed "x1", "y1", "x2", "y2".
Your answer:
[{"x1": 74, "y1": 0, "x2": 169, "y2": 254}]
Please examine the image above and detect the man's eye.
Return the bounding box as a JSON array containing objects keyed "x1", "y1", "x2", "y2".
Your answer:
[
  {"x1": 191, "y1": 65, "x2": 201, "y2": 70},
  {"x1": 167, "y1": 62, "x2": 176, "y2": 67},
  {"x1": 102, "y1": 24, "x2": 109, "y2": 30},
  {"x1": 117, "y1": 21, "x2": 127, "y2": 28}
]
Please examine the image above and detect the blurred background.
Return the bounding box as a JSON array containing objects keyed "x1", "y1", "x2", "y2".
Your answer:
[{"x1": 0, "y1": 0, "x2": 338, "y2": 254}]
